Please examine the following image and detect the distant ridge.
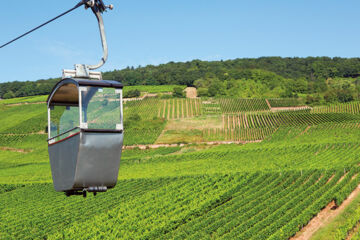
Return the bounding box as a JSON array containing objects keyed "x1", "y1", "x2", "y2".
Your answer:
[{"x1": 1, "y1": 57, "x2": 359, "y2": 103}]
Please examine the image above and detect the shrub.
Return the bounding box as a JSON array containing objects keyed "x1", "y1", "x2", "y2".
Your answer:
[
  {"x1": 124, "y1": 89, "x2": 141, "y2": 98},
  {"x1": 173, "y1": 87, "x2": 185, "y2": 98},
  {"x1": 3, "y1": 91, "x2": 15, "y2": 99},
  {"x1": 197, "y1": 88, "x2": 208, "y2": 97}
]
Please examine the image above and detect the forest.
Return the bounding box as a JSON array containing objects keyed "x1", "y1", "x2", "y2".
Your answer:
[{"x1": 1, "y1": 57, "x2": 360, "y2": 104}]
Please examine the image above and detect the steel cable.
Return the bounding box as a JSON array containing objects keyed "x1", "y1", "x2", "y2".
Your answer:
[{"x1": 0, "y1": 1, "x2": 86, "y2": 49}]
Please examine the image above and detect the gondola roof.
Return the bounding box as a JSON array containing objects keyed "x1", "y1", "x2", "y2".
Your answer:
[{"x1": 47, "y1": 78, "x2": 123, "y2": 107}]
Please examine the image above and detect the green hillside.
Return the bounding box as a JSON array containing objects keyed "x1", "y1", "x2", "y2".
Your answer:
[
  {"x1": 1, "y1": 95, "x2": 360, "y2": 239},
  {"x1": 1, "y1": 57, "x2": 360, "y2": 105}
]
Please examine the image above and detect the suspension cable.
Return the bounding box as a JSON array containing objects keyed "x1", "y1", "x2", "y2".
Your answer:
[{"x1": 0, "y1": 1, "x2": 86, "y2": 49}]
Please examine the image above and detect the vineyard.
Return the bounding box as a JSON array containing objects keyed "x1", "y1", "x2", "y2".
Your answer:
[
  {"x1": 1, "y1": 95, "x2": 360, "y2": 239},
  {"x1": 123, "y1": 98, "x2": 360, "y2": 145},
  {"x1": 158, "y1": 98, "x2": 203, "y2": 119},
  {"x1": 311, "y1": 101, "x2": 360, "y2": 114},
  {"x1": 123, "y1": 84, "x2": 185, "y2": 96},
  {"x1": 267, "y1": 98, "x2": 304, "y2": 107}
]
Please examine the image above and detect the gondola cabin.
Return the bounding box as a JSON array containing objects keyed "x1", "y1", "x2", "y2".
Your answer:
[{"x1": 47, "y1": 78, "x2": 123, "y2": 197}]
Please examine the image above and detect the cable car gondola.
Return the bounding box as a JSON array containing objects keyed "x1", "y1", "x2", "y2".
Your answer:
[{"x1": 46, "y1": 0, "x2": 123, "y2": 197}]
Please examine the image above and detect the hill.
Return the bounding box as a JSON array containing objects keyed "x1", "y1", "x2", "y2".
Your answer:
[
  {"x1": 1, "y1": 95, "x2": 360, "y2": 239},
  {"x1": 1, "y1": 57, "x2": 360, "y2": 104}
]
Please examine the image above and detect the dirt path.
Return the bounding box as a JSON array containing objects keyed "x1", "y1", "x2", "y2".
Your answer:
[
  {"x1": 123, "y1": 92, "x2": 161, "y2": 102},
  {"x1": 297, "y1": 126, "x2": 311, "y2": 138},
  {"x1": 270, "y1": 106, "x2": 312, "y2": 112},
  {"x1": 0, "y1": 147, "x2": 32, "y2": 153},
  {"x1": 5, "y1": 102, "x2": 46, "y2": 106},
  {"x1": 264, "y1": 99, "x2": 312, "y2": 112},
  {"x1": 185, "y1": 87, "x2": 197, "y2": 98},
  {"x1": 0, "y1": 131, "x2": 46, "y2": 136},
  {"x1": 265, "y1": 99, "x2": 272, "y2": 109},
  {"x1": 291, "y1": 183, "x2": 360, "y2": 240},
  {"x1": 301, "y1": 126, "x2": 311, "y2": 135},
  {"x1": 0, "y1": 133, "x2": 45, "y2": 136},
  {"x1": 123, "y1": 140, "x2": 262, "y2": 150}
]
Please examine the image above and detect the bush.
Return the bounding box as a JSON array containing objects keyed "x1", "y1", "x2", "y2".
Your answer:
[
  {"x1": 173, "y1": 87, "x2": 185, "y2": 98},
  {"x1": 208, "y1": 80, "x2": 226, "y2": 97},
  {"x1": 197, "y1": 87, "x2": 208, "y2": 97},
  {"x1": 3, "y1": 91, "x2": 15, "y2": 99},
  {"x1": 337, "y1": 89, "x2": 354, "y2": 103},
  {"x1": 160, "y1": 94, "x2": 173, "y2": 99},
  {"x1": 305, "y1": 94, "x2": 321, "y2": 105},
  {"x1": 124, "y1": 89, "x2": 141, "y2": 98},
  {"x1": 101, "y1": 98, "x2": 109, "y2": 106},
  {"x1": 324, "y1": 90, "x2": 337, "y2": 103},
  {"x1": 128, "y1": 113, "x2": 141, "y2": 122}
]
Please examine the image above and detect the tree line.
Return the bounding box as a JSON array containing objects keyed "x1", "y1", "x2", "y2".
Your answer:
[{"x1": 1, "y1": 57, "x2": 360, "y2": 104}]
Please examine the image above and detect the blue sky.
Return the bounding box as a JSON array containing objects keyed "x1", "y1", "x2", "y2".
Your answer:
[{"x1": 0, "y1": 0, "x2": 359, "y2": 83}]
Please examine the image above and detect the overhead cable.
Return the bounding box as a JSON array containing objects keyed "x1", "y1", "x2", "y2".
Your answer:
[{"x1": 0, "y1": 1, "x2": 86, "y2": 49}]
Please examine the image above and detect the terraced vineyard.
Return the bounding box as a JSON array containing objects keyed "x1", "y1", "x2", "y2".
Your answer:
[
  {"x1": 267, "y1": 98, "x2": 304, "y2": 107},
  {"x1": 218, "y1": 98, "x2": 269, "y2": 113},
  {"x1": 222, "y1": 112, "x2": 360, "y2": 129},
  {"x1": 123, "y1": 84, "x2": 186, "y2": 96},
  {"x1": 312, "y1": 101, "x2": 360, "y2": 114},
  {"x1": 1, "y1": 95, "x2": 360, "y2": 239},
  {"x1": 202, "y1": 127, "x2": 275, "y2": 141},
  {"x1": 158, "y1": 98, "x2": 203, "y2": 119}
]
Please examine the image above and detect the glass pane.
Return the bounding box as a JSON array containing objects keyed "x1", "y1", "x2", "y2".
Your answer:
[
  {"x1": 50, "y1": 106, "x2": 79, "y2": 141},
  {"x1": 81, "y1": 87, "x2": 121, "y2": 129}
]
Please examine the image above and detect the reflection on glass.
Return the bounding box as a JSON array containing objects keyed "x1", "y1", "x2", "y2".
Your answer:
[
  {"x1": 81, "y1": 87, "x2": 121, "y2": 130},
  {"x1": 50, "y1": 106, "x2": 79, "y2": 141}
]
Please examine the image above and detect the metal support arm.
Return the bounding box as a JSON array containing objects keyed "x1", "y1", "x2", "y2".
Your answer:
[
  {"x1": 86, "y1": 0, "x2": 113, "y2": 70},
  {"x1": 87, "y1": 10, "x2": 108, "y2": 70},
  {"x1": 63, "y1": 0, "x2": 113, "y2": 80}
]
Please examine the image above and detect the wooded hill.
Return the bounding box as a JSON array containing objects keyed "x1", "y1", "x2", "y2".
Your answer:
[{"x1": 1, "y1": 57, "x2": 360, "y2": 104}]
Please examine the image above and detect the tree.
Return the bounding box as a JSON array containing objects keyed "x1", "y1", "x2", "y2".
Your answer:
[
  {"x1": 197, "y1": 87, "x2": 208, "y2": 97},
  {"x1": 291, "y1": 78, "x2": 308, "y2": 93},
  {"x1": 3, "y1": 57, "x2": 360, "y2": 101},
  {"x1": 337, "y1": 89, "x2": 354, "y2": 103},
  {"x1": 173, "y1": 87, "x2": 185, "y2": 98},
  {"x1": 3, "y1": 91, "x2": 15, "y2": 99},
  {"x1": 208, "y1": 79, "x2": 226, "y2": 97},
  {"x1": 124, "y1": 89, "x2": 140, "y2": 98},
  {"x1": 306, "y1": 94, "x2": 321, "y2": 105},
  {"x1": 324, "y1": 90, "x2": 337, "y2": 103}
]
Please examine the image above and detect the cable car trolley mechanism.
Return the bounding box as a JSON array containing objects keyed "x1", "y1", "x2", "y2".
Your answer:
[{"x1": 46, "y1": 0, "x2": 123, "y2": 197}]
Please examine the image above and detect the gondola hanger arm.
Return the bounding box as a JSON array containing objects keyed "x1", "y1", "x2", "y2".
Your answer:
[
  {"x1": 66, "y1": 0, "x2": 114, "y2": 79},
  {"x1": 85, "y1": 0, "x2": 114, "y2": 70}
]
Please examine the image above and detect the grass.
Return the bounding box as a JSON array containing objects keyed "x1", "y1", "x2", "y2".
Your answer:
[
  {"x1": 165, "y1": 116, "x2": 222, "y2": 130},
  {"x1": 311, "y1": 191, "x2": 360, "y2": 240},
  {"x1": 155, "y1": 129, "x2": 204, "y2": 144},
  {"x1": 123, "y1": 85, "x2": 186, "y2": 96},
  {"x1": 0, "y1": 95, "x2": 47, "y2": 104},
  {"x1": 268, "y1": 98, "x2": 304, "y2": 107},
  {"x1": 0, "y1": 104, "x2": 46, "y2": 134}
]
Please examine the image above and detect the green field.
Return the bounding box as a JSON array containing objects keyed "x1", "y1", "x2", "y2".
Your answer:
[
  {"x1": 0, "y1": 95, "x2": 47, "y2": 104},
  {"x1": 123, "y1": 85, "x2": 186, "y2": 97},
  {"x1": 1, "y1": 96, "x2": 360, "y2": 239}
]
